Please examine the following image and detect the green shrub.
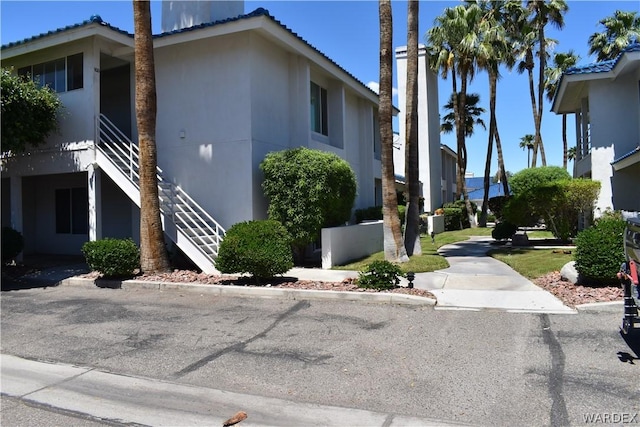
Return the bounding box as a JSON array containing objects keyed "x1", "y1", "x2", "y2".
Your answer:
[
  {"x1": 443, "y1": 207, "x2": 464, "y2": 231},
  {"x1": 397, "y1": 205, "x2": 406, "y2": 226},
  {"x1": 215, "y1": 220, "x2": 293, "y2": 282},
  {"x1": 509, "y1": 166, "x2": 571, "y2": 196},
  {"x1": 357, "y1": 260, "x2": 403, "y2": 290},
  {"x1": 82, "y1": 238, "x2": 140, "y2": 278},
  {"x1": 2, "y1": 226, "x2": 24, "y2": 262},
  {"x1": 574, "y1": 216, "x2": 626, "y2": 285},
  {"x1": 492, "y1": 221, "x2": 517, "y2": 241},
  {"x1": 260, "y1": 147, "x2": 356, "y2": 262},
  {"x1": 419, "y1": 213, "x2": 430, "y2": 234},
  {"x1": 355, "y1": 206, "x2": 382, "y2": 223},
  {"x1": 488, "y1": 196, "x2": 509, "y2": 222},
  {"x1": 355, "y1": 205, "x2": 407, "y2": 226},
  {"x1": 443, "y1": 200, "x2": 477, "y2": 230}
]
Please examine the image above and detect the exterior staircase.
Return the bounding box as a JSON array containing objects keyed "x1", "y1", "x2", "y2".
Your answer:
[{"x1": 95, "y1": 114, "x2": 225, "y2": 274}]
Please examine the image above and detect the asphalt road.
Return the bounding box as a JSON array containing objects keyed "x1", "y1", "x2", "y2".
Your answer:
[{"x1": 1, "y1": 285, "x2": 639, "y2": 426}]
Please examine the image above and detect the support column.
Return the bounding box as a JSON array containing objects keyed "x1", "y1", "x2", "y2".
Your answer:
[
  {"x1": 87, "y1": 164, "x2": 102, "y2": 241},
  {"x1": 10, "y1": 176, "x2": 23, "y2": 262}
]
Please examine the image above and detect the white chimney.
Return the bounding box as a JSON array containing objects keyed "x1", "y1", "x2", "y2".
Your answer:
[{"x1": 161, "y1": 0, "x2": 245, "y2": 33}]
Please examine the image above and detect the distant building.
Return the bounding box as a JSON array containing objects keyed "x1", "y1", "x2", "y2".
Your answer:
[{"x1": 394, "y1": 44, "x2": 452, "y2": 213}]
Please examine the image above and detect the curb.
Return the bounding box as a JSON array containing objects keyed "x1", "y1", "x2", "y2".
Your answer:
[
  {"x1": 60, "y1": 277, "x2": 437, "y2": 307},
  {"x1": 575, "y1": 300, "x2": 622, "y2": 310}
]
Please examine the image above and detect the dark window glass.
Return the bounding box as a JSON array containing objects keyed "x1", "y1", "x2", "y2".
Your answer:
[
  {"x1": 55, "y1": 189, "x2": 71, "y2": 234},
  {"x1": 67, "y1": 53, "x2": 83, "y2": 90},
  {"x1": 71, "y1": 187, "x2": 88, "y2": 234},
  {"x1": 55, "y1": 188, "x2": 88, "y2": 234}
]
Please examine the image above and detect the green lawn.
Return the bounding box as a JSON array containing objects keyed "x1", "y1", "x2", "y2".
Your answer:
[
  {"x1": 333, "y1": 226, "x2": 568, "y2": 278},
  {"x1": 488, "y1": 248, "x2": 573, "y2": 279}
]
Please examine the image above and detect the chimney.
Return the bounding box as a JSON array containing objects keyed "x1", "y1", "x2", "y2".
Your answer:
[{"x1": 161, "y1": 0, "x2": 245, "y2": 33}]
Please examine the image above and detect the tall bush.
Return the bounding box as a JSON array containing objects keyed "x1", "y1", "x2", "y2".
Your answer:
[
  {"x1": 215, "y1": 220, "x2": 293, "y2": 282},
  {"x1": 260, "y1": 147, "x2": 356, "y2": 262},
  {"x1": 1, "y1": 68, "x2": 62, "y2": 153},
  {"x1": 509, "y1": 166, "x2": 570, "y2": 196},
  {"x1": 443, "y1": 200, "x2": 476, "y2": 231},
  {"x1": 574, "y1": 216, "x2": 626, "y2": 285}
]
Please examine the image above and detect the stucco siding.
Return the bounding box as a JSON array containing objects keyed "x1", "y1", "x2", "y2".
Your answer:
[
  {"x1": 589, "y1": 76, "x2": 639, "y2": 155},
  {"x1": 154, "y1": 32, "x2": 252, "y2": 230},
  {"x1": 22, "y1": 173, "x2": 88, "y2": 255}
]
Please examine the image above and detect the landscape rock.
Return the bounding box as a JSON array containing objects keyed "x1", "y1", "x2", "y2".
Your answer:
[{"x1": 560, "y1": 261, "x2": 580, "y2": 284}]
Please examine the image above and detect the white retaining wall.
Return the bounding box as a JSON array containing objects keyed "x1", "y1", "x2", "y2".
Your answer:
[{"x1": 321, "y1": 221, "x2": 383, "y2": 269}]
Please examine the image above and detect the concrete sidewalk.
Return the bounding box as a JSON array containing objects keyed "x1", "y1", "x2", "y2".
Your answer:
[
  {"x1": 1, "y1": 354, "x2": 468, "y2": 427},
  {"x1": 288, "y1": 237, "x2": 575, "y2": 314}
]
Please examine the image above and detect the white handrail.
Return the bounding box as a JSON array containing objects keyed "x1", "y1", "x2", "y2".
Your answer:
[{"x1": 97, "y1": 114, "x2": 225, "y2": 260}]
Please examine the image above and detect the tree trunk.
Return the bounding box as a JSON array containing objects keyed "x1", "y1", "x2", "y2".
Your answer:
[
  {"x1": 133, "y1": 0, "x2": 170, "y2": 274},
  {"x1": 480, "y1": 70, "x2": 498, "y2": 228},
  {"x1": 537, "y1": 26, "x2": 547, "y2": 166},
  {"x1": 379, "y1": 0, "x2": 408, "y2": 263},
  {"x1": 526, "y1": 56, "x2": 539, "y2": 168},
  {"x1": 457, "y1": 69, "x2": 477, "y2": 228},
  {"x1": 403, "y1": 0, "x2": 421, "y2": 256},
  {"x1": 562, "y1": 113, "x2": 568, "y2": 170}
]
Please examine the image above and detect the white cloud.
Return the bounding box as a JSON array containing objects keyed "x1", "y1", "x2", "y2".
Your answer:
[{"x1": 367, "y1": 81, "x2": 398, "y2": 97}]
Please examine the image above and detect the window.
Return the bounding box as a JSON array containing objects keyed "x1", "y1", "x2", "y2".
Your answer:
[
  {"x1": 55, "y1": 188, "x2": 88, "y2": 234},
  {"x1": 310, "y1": 81, "x2": 328, "y2": 136},
  {"x1": 18, "y1": 53, "x2": 83, "y2": 93}
]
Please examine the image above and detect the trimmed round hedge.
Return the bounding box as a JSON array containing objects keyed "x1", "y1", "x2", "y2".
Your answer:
[
  {"x1": 82, "y1": 238, "x2": 140, "y2": 278},
  {"x1": 215, "y1": 220, "x2": 293, "y2": 282},
  {"x1": 574, "y1": 217, "x2": 626, "y2": 285}
]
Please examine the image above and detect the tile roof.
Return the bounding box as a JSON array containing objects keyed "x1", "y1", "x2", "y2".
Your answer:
[
  {"x1": 611, "y1": 145, "x2": 640, "y2": 165},
  {"x1": 565, "y1": 42, "x2": 640, "y2": 76},
  {"x1": 1, "y1": 15, "x2": 132, "y2": 49},
  {"x1": 1, "y1": 8, "x2": 377, "y2": 98}
]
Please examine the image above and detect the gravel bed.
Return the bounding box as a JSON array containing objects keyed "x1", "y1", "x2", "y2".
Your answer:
[{"x1": 532, "y1": 271, "x2": 623, "y2": 307}]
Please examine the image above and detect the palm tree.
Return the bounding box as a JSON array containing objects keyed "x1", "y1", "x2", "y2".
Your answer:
[
  {"x1": 519, "y1": 134, "x2": 535, "y2": 168},
  {"x1": 403, "y1": 0, "x2": 421, "y2": 256},
  {"x1": 567, "y1": 146, "x2": 577, "y2": 161},
  {"x1": 471, "y1": 0, "x2": 512, "y2": 227},
  {"x1": 545, "y1": 50, "x2": 579, "y2": 170},
  {"x1": 588, "y1": 10, "x2": 640, "y2": 61},
  {"x1": 133, "y1": 0, "x2": 170, "y2": 274},
  {"x1": 441, "y1": 92, "x2": 486, "y2": 136},
  {"x1": 379, "y1": 0, "x2": 408, "y2": 263},
  {"x1": 525, "y1": 0, "x2": 569, "y2": 167},
  {"x1": 427, "y1": 3, "x2": 483, "y2": 228}
]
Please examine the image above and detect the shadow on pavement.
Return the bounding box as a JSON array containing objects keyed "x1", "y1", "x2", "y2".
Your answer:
[
  {"x1": 2, "y1": 255, "x2": 88, "y2": 292},
  {"x1": 618, "y1": 330, "x2": 640, "y2": 364}
]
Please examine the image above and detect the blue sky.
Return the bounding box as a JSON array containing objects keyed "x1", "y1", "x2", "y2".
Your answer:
[{"x1": 2, "y1": 0, "x2": 638, "y2": 176}]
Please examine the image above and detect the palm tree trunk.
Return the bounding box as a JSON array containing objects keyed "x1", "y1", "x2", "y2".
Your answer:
[
  {"x1": 457, "y1": 69, "x2": 476, "y2": 228},
  {"x1": 562, "y1": 113, "x2": 568, "y2": 170},
  {"x1": 133, "y1": 0, "x2": 170, "y2": 274},
  {"x1": 480, "y1": 70, "x2": 498, "y2": 227},
  {"x1": 527, "y1": 62, "x2": 539, "y2": 168},
  {"x1": 403, "y1": 0, "x2": 420, "y2": 256},
  {"x1": 495, "y1": 125, "x2": 509, "y2": 197},
  {"x1": 379, "y1": 0, "x2": 408, "y2": 263},
  {"x1": 537, "y1": 28, "x2": 547, "y2": 166}
]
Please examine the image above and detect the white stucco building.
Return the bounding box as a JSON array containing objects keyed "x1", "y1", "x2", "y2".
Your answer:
[
  {"x1": 1, "y1": 2, "x2": 387, "y2": 272},
  {"x1": 552, "y1": 43, "x2": 640, "y2": 217},
  {"x1": 394, "y1": 45, "x2": 454, "y2": 212}
]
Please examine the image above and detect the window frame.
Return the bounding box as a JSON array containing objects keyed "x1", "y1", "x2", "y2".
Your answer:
[
  {"x1": 18, "y1": 53, "x2": 83, "y2": 93},
  {"x1": 310, "y1": 81, "x2": 329, "y2": 136}
]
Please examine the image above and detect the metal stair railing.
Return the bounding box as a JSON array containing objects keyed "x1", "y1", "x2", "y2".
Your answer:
[{"x1": 97, "y1": 114, "x2": 226, "y2": 260}]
